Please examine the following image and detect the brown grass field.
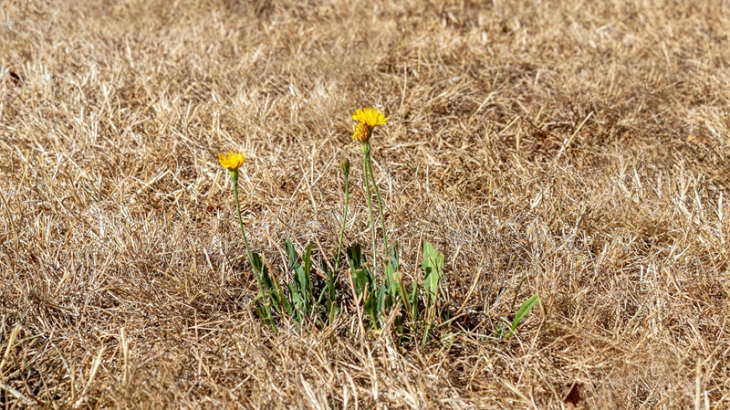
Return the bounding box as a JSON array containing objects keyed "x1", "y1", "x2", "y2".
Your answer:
[{"x1": 2, "y1": 0, "x2": 730, "y2": 408}]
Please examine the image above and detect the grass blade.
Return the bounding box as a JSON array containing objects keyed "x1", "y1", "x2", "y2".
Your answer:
[{"x1": 506, "y1": 295, "x2": 540, "y2": 339}]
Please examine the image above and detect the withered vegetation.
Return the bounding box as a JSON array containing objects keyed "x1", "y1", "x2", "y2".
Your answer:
[{"x1": 1, "y1": 0, "x2": 730, "y2": 408}]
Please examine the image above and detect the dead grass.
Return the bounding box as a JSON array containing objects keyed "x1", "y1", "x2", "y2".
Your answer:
[{"x1": 2, "y1": 0, "x2": 730, "y2": 408}]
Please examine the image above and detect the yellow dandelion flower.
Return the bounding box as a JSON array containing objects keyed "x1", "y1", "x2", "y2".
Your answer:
[
  {"x1": 219, "y1": 151, "x2": 245, "y2": 178},
  {"x1": 352, "y1": 107, "x2": 389, "y2": 128},
  {"x1": 351, "y1": 107, "x2": 389, "y2": 144}
]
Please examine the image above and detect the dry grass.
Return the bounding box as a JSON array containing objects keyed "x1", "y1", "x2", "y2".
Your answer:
[{"x1": 2, "y1": 0, "x2": 730, "y2": 408}]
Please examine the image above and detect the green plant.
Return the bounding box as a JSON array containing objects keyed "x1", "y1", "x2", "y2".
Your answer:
[
  {"x1": 217, "y1": 108, "x2": 446, "y2": 345},
  {"x1": 352, "y1": 107, "x2": 390, "y2": 272},
  {"x1": 347, "y1": 107, "x2": 446, "y2": 344},
  {"x1": 506, "y1": 295, "x2": 540, "y2": 339},
  {"x1": 219, "y1": 151, "x2": 276, "y2": 332},
  {"x1": 284, "y1": 241, "x2": 314, "y2": 322},
  {"x1": 495, "y1": 292, "x2": 541, "y2": 340}
]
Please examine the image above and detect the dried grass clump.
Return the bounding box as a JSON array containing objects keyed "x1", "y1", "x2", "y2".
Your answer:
[{"x1": 2, "y1": 0, "x2": 730, "y2": 408}]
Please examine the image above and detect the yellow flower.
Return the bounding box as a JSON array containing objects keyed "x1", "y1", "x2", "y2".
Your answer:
[
  {"x1": 352, "y1": 107, "x2": 389, "y2": 128},
  {"x1": 351, "y1": 107, "x2": 389, "y2": 143},
  {"x1": 219, "y1": 151, "x2": 245, "y2": 173}
]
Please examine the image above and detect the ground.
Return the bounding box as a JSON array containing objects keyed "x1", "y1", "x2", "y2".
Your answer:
[{"x1": 1, "y1": 0, "x2": 730, "y2": 408}]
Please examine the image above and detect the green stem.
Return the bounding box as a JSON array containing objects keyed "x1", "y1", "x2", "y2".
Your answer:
[
  {"x1": 365, "y1": 154, "x2": 388, "y2": 257},
  {"x1": 233, "y1": 179, "x2": 254, "y2": 264},
  {"x1": 334, "y1": 175, "x2": 349, "y2": 277},
  {"x1": 326, "y1": 175, "x2": 348, "y2": 321},
  {"x1": 362, "y1": 154, "x2": 378, "y2": 275},
  {"x1": 334, "y1": 176, "x2": 349, "y2": 274},
  {"x1": 233, "y1": 176, "x2": 275, "y2": 329}
]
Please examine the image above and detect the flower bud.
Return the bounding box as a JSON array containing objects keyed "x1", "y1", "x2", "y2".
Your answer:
[{"x1": 340, "y1": 158, "x2": 350, "y2": 177}]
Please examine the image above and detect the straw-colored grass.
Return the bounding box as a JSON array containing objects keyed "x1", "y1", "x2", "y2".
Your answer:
[{"x1": 2, "y1": 0, "x2": 730, "y2": 408}]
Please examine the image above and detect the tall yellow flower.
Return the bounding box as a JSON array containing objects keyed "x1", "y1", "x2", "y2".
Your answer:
[
  {"x1": 218, "y1": 148, "x2": 274, "y2": 328},
  {"x1": 219, "y1": 151, "x2": 245, "y2": 179},
  {"x1": 350, "y1": 107, "x2": 391, "y2": 270},
  {"x1": 352, "y1": 107, "x2": 389, "y2": 144}
]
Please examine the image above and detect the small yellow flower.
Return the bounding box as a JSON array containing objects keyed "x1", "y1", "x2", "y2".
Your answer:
[
  {"x1": 352, "y1": 107, "x2": 389, "y2": 128},
  {"x1": 219, "y1": 151, "x2": 245, "y2": 174},
  {"x1": 351, "y1": 107, "x2": 389, "y2": 143}
]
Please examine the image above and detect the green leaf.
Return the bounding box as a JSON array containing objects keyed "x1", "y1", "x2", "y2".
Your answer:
[
  {"x1": 284, "y1": 240, "x2": 299, "y2": 271},
  {"x1": 506, "y1": 295, "x2": 540, "y2": 339},
  {"x1": 270, "y1": 271, "x2": 293, "y2": 317},
  {"x1": 283, "y1": 240, "x2": 314, "y2": 319},
  {"x1": 347, "y1": 244, "x2": 363, "y2": 271},
  {"x1": 389, "y1": 241, "x2": 399, "y2": 272},
  {"x1": 303, "y1": 243, "x2": 313, "y2": 301},
  {"x1": 348, "y1": 245, "x2": 374, "y2": 297},
  {"x1": 377, "y1": 282, "x2": 387, "y2": 316},
  {"x1": 250, "y1": 252, "x2": 264, "y2": 276},
  {"x1": 352, "y1": 268, "x2": 366, "y2": 297},
  {"x1": 253, "y1": 252, "x2": 289, "y2": 317},
  {"x1": 384, "y1": 243, "x2": 399, "y2": 296},
  {"x1": 409, "y1": 280, "x2": 419, "y2": 320},
  {"x1": 364, "y1": 291, "x2": 379, "y2": 327},
  {"x1": 421, "y1": 241, "x2": 444, "y2": 315},
  {"x1": 317, "y1": 259, "x2": 331, "y2": 306},
  {"x1": 420, "y1": 241, "x2": 444, "y2": 347},
  {"x1": 288, "y1": 283, "x2": 304, "y2": 323}
]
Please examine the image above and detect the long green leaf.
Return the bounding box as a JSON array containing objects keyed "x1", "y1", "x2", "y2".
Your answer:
[
  {"x1": 251, "y1": 253, "x2": 278, "y2": 315},
  {"x1": 364, "y1": 291, "x2": 379, "y2": 327},
  {"x1": 384, "y1": 243, "x2": 399, "y2": 296},
  {"x1": 284, "y1": 240, "x2": 299, "y2": 270},
  {"x1": 288, "y1": 283, "x2": 304, "y2": 323},
  {"x1": 420, "y1": 241, "x2": 444, "y2": 347},
  {"x1": 506, "y1": 295, "x2": 540, "y2": 339},
  {"x1": 303, "y1": 243, "x2": 313, "y2": 304},
  {"x1": 254, "y1": 253, "x2": 284, "y2": 316},
  {"x1": 348, "y1": 244, "x2": 374, "y2": 297},
  {"x1": 283, "y1": 240, "x2": 313, "y2": 320},
  {"x1": 421, "y1": 241, "x2": 444, "y2": 317}
]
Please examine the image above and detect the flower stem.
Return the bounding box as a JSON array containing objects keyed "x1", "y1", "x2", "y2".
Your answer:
[
  {"x1": 233, "y1": 176, "x2": 274, "y2": 329},
  {"x1": 330, "y1": 174, "x2": 349, "y2": 321},
  {"x1": 366, "y1": 154, "x2": 388, "y2": 257},
  {"x1": 334, "y1": 175, "x2": 349, "y2": 275},
  {"x1": 233, "y1": 180, "x2": 253, "y2": 264},
  {"x1": 362, "y1": 153, "x2": 378, "y2": 275}
]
